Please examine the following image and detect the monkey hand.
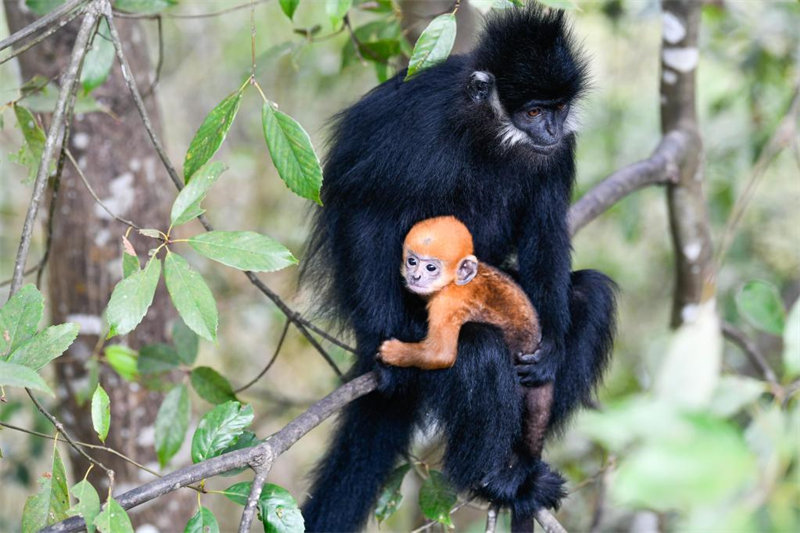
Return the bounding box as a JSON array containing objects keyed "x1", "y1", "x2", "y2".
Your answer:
[
  {"x1": 516, "y1": 338, "x2": 559, "y2": 386},
  {"x1": 377, "y1": 339, "x2": 409, "y2": 367}
]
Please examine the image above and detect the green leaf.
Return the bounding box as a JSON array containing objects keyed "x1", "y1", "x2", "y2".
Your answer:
[
  {"x1": 784, "y1": 298, "x2": 800, "y2": 378},
  {"x1": 326, "y1": 0, "x2": 352, "y2": 27},
  {"x1": 279, "y1": 0, "x2": 300, "y2": 20},
  {"x1": 222, "y1": 482, "x2": 251, "y2": 505},
  {"x1": 172, "y1": 319, "x2": 199, "y2": 365},
  {"x1": 184, "y1": 506, "x2": 219, "y2": 533},
  {"x1": 106, "y1": 257, "x2": 161, "y2": 337},
  {"x1": 137, "y1": 343, "x2": 181, "y2": 375},
  {"x1": 405, "y1": 14, "x2": 456, "y2": 80},
  {"x1": 68, "y1": 480, "x2": 101, "y2": 533},
  {"x1": 155, "y1": 384, "x2": 191, "y2": 467},
  {"x1": 612, "y1": 414, "x2": 756, "y2": 510},
  {"x1": 104, "y1": 345, "x2": 139, "y2": 381},
  {"x1": 261, "y1": 103, "x2": 324, "y2": 204},
  {"x1": 258, "y1": 484, "x2": 304, "y2": 533},
  {"x1": 418, "y1": 470, "x2": 456, "y2": 526},
  {"x1": 537, "y1": 0, "x2": 579, "y2": 9},
  {"x1": 183, "y1": 90, "x2": 242, "y2": 182},
  {"x1": 223, "y1": 482, "x2": 304, "y2": 533},
  {"x1": 91, "y1": 385, "x2": 111, "y2": 442},
  {"x1": 113, "y1": 0, "x2": 177, "y2": 15},
  {"x1": 7, "y1": 323, "x2": 79, "y2": 371},
  {"x1": 188, "y1": 231, "x2": 297, "y2": 273},
  {"x1": 93, "y1": 498, "x2": 134, "y2": 533},
  {"x1": 122, "y1": 252, "x2": 140, "y2": 279},
  {"x1": 736, "y1": 280, "x2": 786, "y2": 336},
  {"x1": 0, "y1": 360, "x2": 53, "y2": 395},
  {"x1": 25, "y1": 0, "x2": 64, "y2": 16},
  {"x1": 191, "y1": 401, "x2": 254, "y2": 463},
  {"x1": 190, "y1": 366, "x2": 237, "y2": 405},
  {"x1": 170, "y1": 161, "x2": 227, "y2": 227},
  {"x1": 0, "y1": 283, "x2": 43, "y2": 356},
  {"x1": 81, "y1": 19, "x2": 115, "y2": 94},
  {"x1": 708, "y1": 376, "x2": 766, "y2": 418},
  {"x1": 22, "y1": 82, "x2": 108, "y2": 115},
  {"x1": 375, "y1": 463, "x2": 411, "y2": 523},
  {"x1": 21, "y1": 448, "x2": 69, "y2": 533},
  {"x1": 164, "y1": 252, "x2": 218, "y2": 342},
  {"x1": 358, "y1": 39, "x2": 401, "y2": 62},
  {"x1": 138, "y1": 228, "x2": 162, "y2": 239},
  {"x1": 11, "y1": 104, "x2": 49, "y2": 182}
]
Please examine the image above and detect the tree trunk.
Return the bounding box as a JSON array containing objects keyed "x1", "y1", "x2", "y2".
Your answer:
[{"x1": 3, "y1": 5, "x2": 194, "y2": 529}]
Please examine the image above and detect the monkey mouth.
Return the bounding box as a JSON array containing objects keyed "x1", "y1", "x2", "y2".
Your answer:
[
  {"x1": 405, "y1": 281, "x2": 434, "y2": 295},
  {"x1": 528, "y1": 142, "x2": 559, "y2": 155}
]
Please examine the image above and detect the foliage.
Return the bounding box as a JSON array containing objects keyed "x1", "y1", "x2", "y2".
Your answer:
[{"x1": 0, "y1": 0, "x2": 798, "y2": 532}]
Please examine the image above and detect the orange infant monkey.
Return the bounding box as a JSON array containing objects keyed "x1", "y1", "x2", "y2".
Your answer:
[{"x1": 378, "y1": 216, "x2": 553, "y2": 457}]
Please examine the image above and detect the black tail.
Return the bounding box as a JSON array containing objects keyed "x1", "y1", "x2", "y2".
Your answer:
[{"x1": 550, "y1": 269, "x2": 617, "y2": 431}]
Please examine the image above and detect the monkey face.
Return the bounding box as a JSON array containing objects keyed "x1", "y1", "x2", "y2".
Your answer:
[{"x1": 402, "y1": 251, "x2": 447, "y2": 296}]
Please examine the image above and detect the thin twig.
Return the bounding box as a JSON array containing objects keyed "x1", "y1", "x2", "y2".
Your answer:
[
  {"x1": 239, "y1": 464, "x2": 271, "y2": 533},
  {"x1": 0, "y1": 6, "x2": 85, "y2": 66},
  {"x1": 0, "y1": 0, "x2": 87, "y2": 53},
  {"x1": 38, "y1": 43, "x2": 88, "y2": 287},
  {"x1": 534, "y1": 509, "x2": 567, "y2": 533},
  {"x1": 105, "y1": 4, "x2": 350, "y2": 373},
  {"x1": 27, "y1": 390, "x2": 115, "y2": 482},
  {"x1": 104, "y1": 6, "x2": 184, "y2": 191},
  {"x1": 721, "y1": 321, "x2": 778, "y2": 384},
  {"x1": 0, "y1": 263, "x2": 40, "y2": 288},
  {"x1": 8, "y1": 3, "x2": 98, "y2": 297},
  {"x1": 235, "y1": 319, "x2": 289, "y2": 393},
  {"x1": 42, "y1": 372, "x2": 379, "y2": 533},
  {"x1": 142, "y1": 15, "x2": 164, "y2": 97},
  {"x1": 65, "y1": 148, "x2": 141, "y2": 229},
  {"x1": 0, "y1": 421, "x2": 205, "y2": 493},
  {"x1": 715, "y1": 79, "x2": 800, "y2": 268}
]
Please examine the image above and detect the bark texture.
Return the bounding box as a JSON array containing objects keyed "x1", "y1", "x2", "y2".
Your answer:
[{"x1": 3, "y1": 5, "x2": 194, "y2": 529}]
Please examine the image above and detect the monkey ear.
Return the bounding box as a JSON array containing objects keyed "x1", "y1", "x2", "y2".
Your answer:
[
  {"x1": 455, "y1": 255, "x2": 478, "y2": 286},
  {"x1": 467, "y1": 71, "x2": 495, "y2": 102}
]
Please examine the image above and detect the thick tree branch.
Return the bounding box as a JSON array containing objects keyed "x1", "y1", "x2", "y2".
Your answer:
[
  {"x1": 8, "y1": 3, "x2": 98, "y2": 297},
  {"x1": 661, "y1": 0, "x2": 715, "y2": 327},
  {"x1": 42, "y1": 372, "x2": 379, "y2": 533},
  {"x1": 0, "y1": 0, "x2": 86, "y2": 52},
  {"x1": 568, "y1": 129, "x2": 687, "y2": 236}
]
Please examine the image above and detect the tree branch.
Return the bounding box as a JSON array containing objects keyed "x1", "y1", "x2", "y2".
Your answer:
[
  {"x1": 7, "y1": 2, "x2": 98, "y2": 297},
  {"x1": 721, "y1": 321, "x2": 778, "y2": 384},
  {"x1": 0, "y1": 6, "x2": 85, "y2": 66},
  {"x1": 568, "y1": 129, "x2": 687, "y2": 236},
  {"x1": 661, "y1": 0, "x2": 715, "y2": 327},
  {"x1": 42, "y1": 372, "x2": 378, "y2": 533},
  {"x1": 0, "y1": 0, "x2": 86, "y2": 53}
]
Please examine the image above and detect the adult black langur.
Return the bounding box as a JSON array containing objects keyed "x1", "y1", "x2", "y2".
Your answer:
[{"x1": 301, "y1": 5, "x2": 616, "y2": 531}]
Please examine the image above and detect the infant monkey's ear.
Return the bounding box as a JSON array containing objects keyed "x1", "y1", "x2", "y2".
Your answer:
[{"x1": 455, "y1": 255, "x2": 478, "y2": 286}]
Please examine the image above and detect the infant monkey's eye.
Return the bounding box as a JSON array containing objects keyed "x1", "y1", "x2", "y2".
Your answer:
[
  {"x1": 426, "y1": 264, "x2": 437, "y2": 272},
  {"x1": 407, "y1": 257, "x2": 417, "y2": 266}
]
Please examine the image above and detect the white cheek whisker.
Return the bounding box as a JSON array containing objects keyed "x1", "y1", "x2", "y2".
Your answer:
[{"x1": 497, "y1": 121, "x2": 530, "y2": 150}]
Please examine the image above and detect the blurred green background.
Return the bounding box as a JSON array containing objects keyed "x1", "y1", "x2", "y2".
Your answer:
[{"x1": 1, "y1": 0, "x2": 798, "y2": 531}]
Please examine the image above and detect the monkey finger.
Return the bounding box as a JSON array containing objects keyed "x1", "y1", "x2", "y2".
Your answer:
[{"x1": 516, "y1": 351, "x2": 544, "y2": 364}]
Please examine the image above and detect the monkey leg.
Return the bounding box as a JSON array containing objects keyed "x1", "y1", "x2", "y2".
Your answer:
[
  {"x1": 549, "y1": 269, "x2": 617, "y2": 432},
  {"x1": 522, "y1": 382, "x2": 554, "y2": 459},
  {"x1": 302, "y1": 373, "x2": 420, "y2": 532}
]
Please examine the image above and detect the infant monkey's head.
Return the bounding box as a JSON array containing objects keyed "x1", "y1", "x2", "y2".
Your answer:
[{"x1": 402, "y1": 217, "x2": 478, "y2": 296}]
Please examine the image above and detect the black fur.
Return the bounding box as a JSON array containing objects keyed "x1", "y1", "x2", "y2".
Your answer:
[{"x1": 301, "y1": 5, "x2": 615, "y2": 531}]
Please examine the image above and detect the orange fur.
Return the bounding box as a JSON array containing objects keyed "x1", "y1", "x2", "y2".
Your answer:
[{"x1": 378, "y1": 217, "x2": 552, "y2": 458}]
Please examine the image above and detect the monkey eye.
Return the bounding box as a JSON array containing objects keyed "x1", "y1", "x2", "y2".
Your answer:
[
  {"x1": 556, "y1": 103, "x2": 567, "y2": 111},
  {"x1": 425, "y1": 264, "x2": 437, "y2": 272},
  {"x1": 526, "y1": 108, "x2": 541, "y2": 118},
  {"x1": 407, "y1": 257, "x2": 417, "y2": 266}
]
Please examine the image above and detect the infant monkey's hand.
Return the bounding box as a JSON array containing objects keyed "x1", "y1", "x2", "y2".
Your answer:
[{"x1": 377, "y1": 338, "x2": 407, "y2": 367}]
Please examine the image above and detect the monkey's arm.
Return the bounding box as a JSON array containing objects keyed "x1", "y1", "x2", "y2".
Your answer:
[
  {"x1": 378, "y1": 294, "x2": 470, "y2": 370},
  {"x1": 516, "y1": 187, "x2": 572, "y2": 385}
]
